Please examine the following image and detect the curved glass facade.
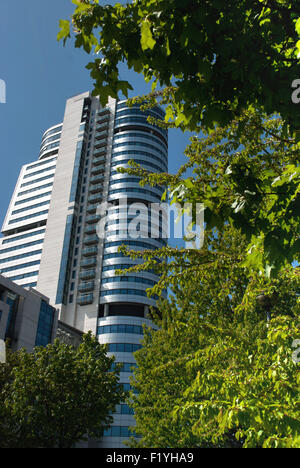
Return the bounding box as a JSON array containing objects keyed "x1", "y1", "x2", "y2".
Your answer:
[
  {"x1": 100, "y1": 101, "x2": 167, "y2": 316},
  {"x1": 96, "y1": 101, "x2": 167, "y2": 448}
]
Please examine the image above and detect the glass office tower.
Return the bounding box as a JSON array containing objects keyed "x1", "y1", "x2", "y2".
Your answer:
[{"x1": 0, "y1": 92, "x2": 168, "y2": 447}]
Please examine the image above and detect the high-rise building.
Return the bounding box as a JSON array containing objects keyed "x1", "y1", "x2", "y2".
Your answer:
[{"x1": 0, "y1": 91, "x2": 168, "y2": 447}]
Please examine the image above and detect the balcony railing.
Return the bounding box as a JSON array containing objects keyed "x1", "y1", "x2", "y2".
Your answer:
[
  {"x1": 97, "y1": 108, "x2": 110, "y2": 117},
  {"x1": 78, "y1": 281, "x2": 95, "y2": 293},
  {"x1": 90, "y1": 174, "x2": 104, "y2": 184},
  {"x1": 91, "y1": 165, "x2": 105, "y2": 176},
  {"x1": 85, "y1": 225, "x2": 97, "y2": 234},
  {"x1": 86, "y1": 204, "x2": 99, "y2": 214},
  {"x1": 89, "y1": 183, "x2": 103, "y2": 194},
  {"x1": 83, "y1": 235, "x2": 99, "y2": 245},
  {"x1": 88, "y1": 193, "x2": 102, "y2": 203},
  {"x1": 95, "y1": 130, "x2": 108, "y2": 140},
  {"x1": 82, "y1": 246, "x2": 98, "y2": 257},
  {"x1": 92, "y1": 156, "x2": 106, "y2": 167},
  {"x1": 96, "y1": 116, "x2": 110, "y2": 125},
  {"x1": 85, "y1": 214, "x2": 101, "y2": 224},
  {"x1": 79, "y1": 269, "x2": 96, "y2": 280},
  {"x1": 81, "y1": 257, "x2": 97, "y2": 268},
  {"x1": 77, "y1": 294, "x2": 94, "y2": 306},
  {"x1": 94, "y1": 140, "x2": 107, "y2": 150}
]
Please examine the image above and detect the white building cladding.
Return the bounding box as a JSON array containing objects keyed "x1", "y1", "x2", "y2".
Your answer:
[{"x1": 0, "y1": 92, "x2": 168, "y2": 448}]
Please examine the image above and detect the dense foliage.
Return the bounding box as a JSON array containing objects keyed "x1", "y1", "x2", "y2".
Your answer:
[
  {"x1": 128, "y1": 229, "x2": 300, "y2": 448},
  {"x1": 59, "y1": 0, "x2": 300, "y2": 133},
  {"x1": 117, "y1": 109, "x2": 299, "y2": 277},
  {"x1": 0, "y1": 333, "x2": 124, "y2": 448}
]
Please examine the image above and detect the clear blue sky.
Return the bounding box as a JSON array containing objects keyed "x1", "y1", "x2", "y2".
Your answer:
[{"x1": 0, "y1": 0, "x2": 192, "y2": 245}]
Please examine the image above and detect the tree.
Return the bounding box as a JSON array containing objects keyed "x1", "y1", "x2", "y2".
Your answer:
[
  {"x1": 116, "y1": 109, "x2": 299, "y2": 278},
  {"x1": 58, "y1": 3, "x2": 300, "y2": 274},
  {"x1": 0, "y1": 333, "x2": 124, "y2": 448},
  {"x1": 127, "y1": 227, "x2": 300, "y2": 448},
  {"x1": 59, "y1": 0, "x2": 300, "y2": 133}
]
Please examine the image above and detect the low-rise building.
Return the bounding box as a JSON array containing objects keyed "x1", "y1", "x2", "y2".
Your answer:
[{"x1": 0, "y1": 274, "x2": 58, "y2": 352}]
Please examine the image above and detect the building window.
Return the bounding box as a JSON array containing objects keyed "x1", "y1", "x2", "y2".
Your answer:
[
  {"x1": 35, "y1": 300, "x2": 56, "y2": 347},
  {"x1": 97, "y1": 324, "x2": 144, "y2": 335},
  {"x1": 107, "y1": 343, "x2": 142, "y2": 353}
]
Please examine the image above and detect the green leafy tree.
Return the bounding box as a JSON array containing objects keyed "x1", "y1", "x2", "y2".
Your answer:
[
  {"x1": 127, "y1": 228, "x2": 300, "y2": 448},
  {"x1": 116, "y1": 109, "x2": 299, "y2": 277},
  {"x1": 58, "y1": 4, "x2": 300, "y2": 273},
  {"x1": 59, "y1": 0, "x2": 300, "y2": 133},
  {"x1": 0, "y1": 333, "x2": 124, "y2": 448}
]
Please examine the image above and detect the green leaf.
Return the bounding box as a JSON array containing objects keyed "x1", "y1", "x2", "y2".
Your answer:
[
  {"x1": 57, "y1": 20, "x2": 70, "y2": 44},
  {"x1": 295, "y1": 17, "x2": 300, "y2": 35},
  {"x1": 140, "y1": 20, "x2": 156, "y2": 51}
]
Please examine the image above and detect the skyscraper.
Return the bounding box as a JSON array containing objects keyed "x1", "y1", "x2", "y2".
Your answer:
[{"x1": 0, "y1": 91, "x2": 168, "y2": 447}]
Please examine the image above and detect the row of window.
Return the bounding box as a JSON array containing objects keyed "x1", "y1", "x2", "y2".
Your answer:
[
  {"x1": 41, "y1": 125, "x2": 62, "y2": 144},
  {"x1": 112, "y1": 140, "x2": 167, "y2": 159},
  {"x1": 14, "y1": 191, "x2": 52, "y2": 206},
  {"x1": 0, "y1": 238, "x2": 44, "y2": 255},
  {"x1": 103, "y1": 426, "x2": 137, "y2": 438},
  {"x1": 20, "y1": 173, "x2": 54, "y2": 188},
  {"x1": 102, "y1": 263, "x2": 156, "y2": 275},
  {"x1": 6, "y1": 271, "x2": 39, "y2": 281},
  {"x1": 102, "y1": 276, "x2": 157, "y2": 286},
  {"x1": 0, "y1": 260, "x2": 41, "y2": 274},
  {"x1": 112, "y1": 141, "x2": 167, "y2": 161},
  {"x1": 114, "y1": 116, "x2": 165, "y2": 137},
  {"x1": 98, "y1": 324, "x2": 144, "y2": 335},
  {"x1": 109, "y1": 177, "x2": 141, "y2": 186},
  {"x1": 104, "y1": 205, "x2": 165, "y2": 218},
  {"x1": 26, "y1": 156, "x2": 57, "y2": 172},
  {"x1": 0, "y1": 249, "x2": 42, "y2": 265},
  {"x1": 105, "y1": 217, "x2": 164, "y2": 229},
  {"x1": 104, "y1": 239, "x2": 164, "y2": 250},
  {"x1": 39, "y1": 141, "x2": 60, "y2": 156},
  {"x1": 114, "y1": 131, "x2": 167, "y2": 151},
  {"x1": 108, "y1": 343, "x2": 142, "y2": 353},
  {"x1": 103, "y1": 252, "x2": 162, "y2": 263},
  {"x1": 105, "y1": 231, "x2": 167, "y2": 244},
  {"x1": 116, "y1": 107, "x2": 166, "y2": 124},
  {"x1": 111, "y1": 158, "x2": 166, "y2": 174},
  {"x1": 108, "y1": 187, "x2": 162, "y2": 201},
  {"x1": 2, "y1": 229, "x2": 46, "y2": 244},
  {"x1": 114, "y1": 404, "x2": 135, "y2": 415},
  {"x1": 101, "y1": 289, "x2": 151, "y2": 298},
  {"x1": 17, "y1": 182, "x2": 53, "y2": 197},
  {"x1": 11, "y1": 200, "x2": 50, "y2": 215},
  {"x1": 111, "y1": 361, "x2": 138, "y2": 372},
  {"x1": 23, "y1": 164, "x2": 56, "y2": 180},
  {"x1": 103, "y1": 252, "x2": 131, "y2": 260},
  {"x1": 9, "y1": 210, "x2": 49, "y2": 225},
  {"x1": 40, "y1": 133, "x2": 61, "y2": 150},
  {"x1": 111, "y1": 147, "x2": 168, "y2": 167},
  {"x1": 116, "y1": 102, "x2": 165, "y2": 119}
]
